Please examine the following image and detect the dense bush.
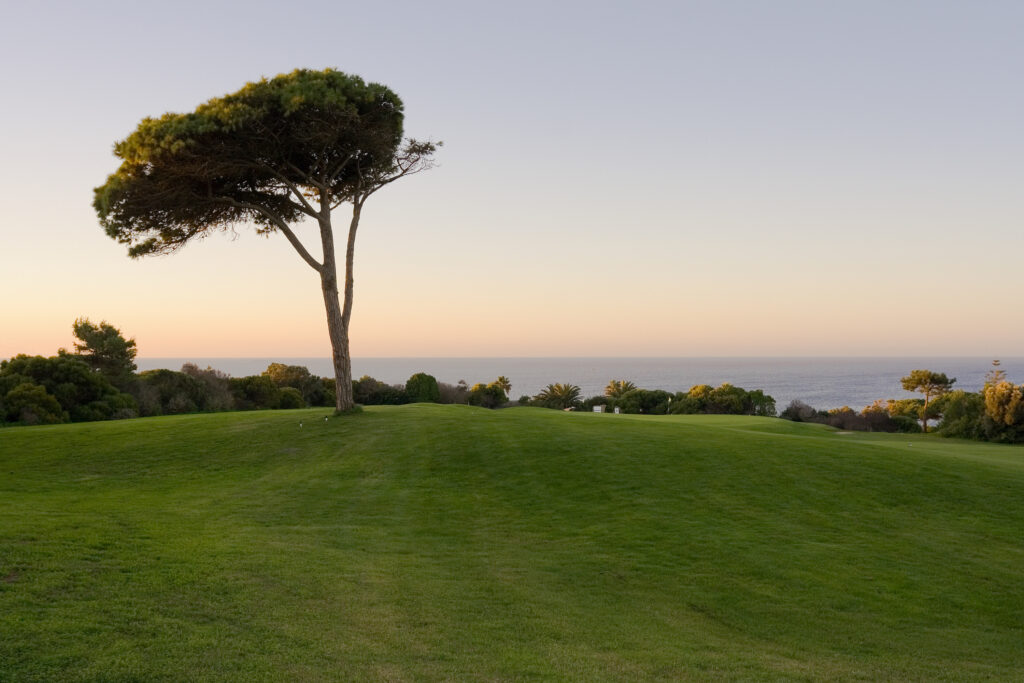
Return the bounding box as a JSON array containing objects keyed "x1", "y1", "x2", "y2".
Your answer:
[
  {"x1": 616, "y1": 389, "x2": 673, "y2": 415},
  {"x1": 780, "y1": 400, "x2": 818, "y2": 422},
  {"x1": 263, "y1": 363, "x2": 329, "y2": 406},
  {"x1": 779, "y1": 371, "x2": 1024, "y2": 442},
  {"x1": 886, "y1": 399, "x2": 925, "y2": 419},
  {"x1": 669, "y1": 394, "x2": 704, "y2": 415},
  {"x1": 1, "y1": 320, "x2": 359, "y2": 425},
  {"x1": 229, "y1": 375, "x2": 282, "y2": 410},
  {"x1": 980, "y1": 380, "x2": 1024, "y2": 442},
  {"x1": 278, "y1": 387, "x2": 306, "y2": 409},
  {"x1": 180, "y1": 364, "x2": 235, "y2": 411},
  {"x1": 821, "y1": 407, "x2": 868, "y2": 431},
  {"x1": 581, "y1": 396, "x2": 612, "y2": 411},
  {"x1": 135, "y1": 369, "x2": 211, "y2": 415},
  {"x1": 438, "y1": 381, "x2": 469, "y2": 404},
  {"x1": 405, "y1": 373, "x2": 441, "y2": 403},
  {"x1": 707, "y1": 384, "x2": 750, "y2": 414},
  {"x1": 747, "y1": 390, "x2": 777, "y2": 417},
  {"x1": 890, "y1": 415, "x2": 924, "y2": 433},
  {"x1": 3, "y1": 383, "x2": 67, "y2": 425},
  {"x1": 666, "y1": 384, "x2": 775, "y2": 417},
  {"x1": 353, "y1": 376, "x2": 409, "y2": 405},
  {"x1": 525, "y1": 380, "x2": 777, "y2": 416},
  {"x1": 0, "y1": 354, "x2": 137, "y2": 424},
  {"x1": 320, "y1": 378, "x2": 336, "y2": 406},
  {"x1": 467, "y1": 382, "x2": 507, "y2": 409},
  {"x1": 780, "y1": 399, "x2": 920, "y2": 433}
]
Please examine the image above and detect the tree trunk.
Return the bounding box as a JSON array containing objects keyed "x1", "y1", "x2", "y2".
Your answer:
[
  {"x1": 921, "y1": 393, "x2": 930, "y2": 433},
  {"x1": 318, "y1": 201, "x2": 361, "y2": 413},
  {"x1": 321, "y1": 270, "x2": 353, "y2": 412}
]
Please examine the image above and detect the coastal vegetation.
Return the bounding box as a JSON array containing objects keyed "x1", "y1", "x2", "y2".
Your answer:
[
  {"x1": 4, "y1": 320, "x2": 1024, "y2": 444},
  {"x1": 779, "y1": 363, "x2": 1024, "y2": 444},
  {"x1": 2, "y1": 405, "x2": 1022, "y2": 680}
]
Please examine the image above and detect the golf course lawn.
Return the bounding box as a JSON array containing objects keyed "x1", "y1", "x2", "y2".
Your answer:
[{"x1": 1, "y1": 405, "x2": 1022, "y2": 681}]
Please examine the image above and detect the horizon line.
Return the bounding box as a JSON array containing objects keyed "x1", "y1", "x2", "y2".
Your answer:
[{"x1": 133, "y1": 355, "x2": 1017, "y2": 360}]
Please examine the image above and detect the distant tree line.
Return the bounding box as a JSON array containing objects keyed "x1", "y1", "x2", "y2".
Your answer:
[
  {"x1": 1, "y1": 320, "x2": 783, "y2": 426},
  {"x1": 0, "y1": 319, "x2": 510, "y2": 426},
  {"x1": 516, "y1": 380, "x2": 777, "y2": 416},
  {"x1": 9, "y1": 322, "x2": 1019, "y2": 445},
  {"x1": 779, "y1": 364, "x2": 1024, "y2": 444}
]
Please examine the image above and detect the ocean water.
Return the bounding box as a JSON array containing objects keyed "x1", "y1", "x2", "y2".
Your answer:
[{"x1": 135, "y1": 357, "x2": 1021, "y2": 411}]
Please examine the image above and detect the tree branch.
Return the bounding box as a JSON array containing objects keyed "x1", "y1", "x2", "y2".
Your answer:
[
  {"x1": 219, "y1": 197, "x2": 322, "y2": 273},
  {"x1": 256, "y1": 163, "x2": 322, "y2": 219},
  {"x1": 284, "y1": 160, "x2": 327, "y2": 191}
]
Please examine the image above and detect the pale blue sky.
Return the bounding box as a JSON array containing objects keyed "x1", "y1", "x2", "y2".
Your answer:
[{"x1": 2, "y1": 1, "x2": 1022, "y2": 357}]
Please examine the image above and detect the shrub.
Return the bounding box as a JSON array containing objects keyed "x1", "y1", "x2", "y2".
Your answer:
[
  {"x1": 0, "y1": 354, "x2": 136, "y2": 422},
  {"x1": 616, "y1": 389, "x2": 672, "y2": 415},
  {"x1": 934, "y1": 391, "x2": 985, "y2": 440},
  {"x1": 181, "y1": 363, "x2": 234, "y2": 411},
  {"x1": 405, "y1": 373, "x2": 441, "y2": 403},
  {"x1": 278, "y1": 387, "x2": 306, "y2": 409},
  {"x1": 262, "y1": 363, "x2": 327, "y2": 406},
  {"x1": 981, "y1": 381, "x2": 1024, "y2": 443},
  {"x1": 581, "y1": 396, "x2": 611, "y2": 411},
  {"x1": 467, "y1": 383, "x2": 507, "y2": 409},
  {"x1": 890, "y1": 415, "x2": 923, "y2": 433},
  {"x1": 438, "y1": 382, "x2": 469, "y2": 404},
  {"x1": 135, "y1": 369, "x2": 209, "y2": 415},
  {"x1": 886, "y1": 398, "x2": 925, "y2": 419},
  {"x1": 748, "y1": 390, "x2": 777, "y2": 417},
  {"x1": 669, "y1": 395, "x2": 703, "y2": 414},
  {"x1": 824, "y1": 407, "x2": 869, "y2": 431},
  {"x1": 317, "y1": 378, "x2": 336, "y2": 407},
  {"x1": 705, "y1": 383, "x2": 748, "y2": 414},
  {"x1": 3, "y1": 382, "x2": 67, "y2": 425},
  {"x1": 780, "y1": 400, "x2": 817, "y2": 422},
  {"x1": 353, "y1": 376, "x2": 408, "y2": 405},
  {"x1": 229, "y1": 375, "x2": 281, "y2": 410},
  {"x1": 669, "y1": 383, "x2": 777, "y2": 417},
  {"x1": 680, "y1": 384, "x2": 710, "y2": 412}
]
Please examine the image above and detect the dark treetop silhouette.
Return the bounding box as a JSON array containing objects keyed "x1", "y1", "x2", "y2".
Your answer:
[{"x1": 94, "y1": 69, "x2": 437, "y2": 412}]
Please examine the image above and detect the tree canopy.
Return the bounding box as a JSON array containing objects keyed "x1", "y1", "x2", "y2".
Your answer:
[
  {"x1": 72, "y1": 317, "x2": 137, "y2": 388},
  {"x1": 534, "y1": 383, "x2": 582, "y2": 410},
  {"x1": 94, "y1": 69, "x2": 425, "y2": 260},
  {"x1": 900, "y1": 370, "x2": 955, "y2": 432},
  {"x1": 604, "y1": 379, "x2": 637, "y2": 398},
  {"x1": 405, "y1": 373, "x2": 441, "y2": 403}
]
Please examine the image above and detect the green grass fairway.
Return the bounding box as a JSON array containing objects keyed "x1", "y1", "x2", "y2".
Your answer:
[{"x1": 2, "y1": 406, "x2": 1023, "y2": 681}]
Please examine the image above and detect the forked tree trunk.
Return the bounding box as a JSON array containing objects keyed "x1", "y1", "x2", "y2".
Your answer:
[{"x1": 318, "y1": 200, "x2": 361, "y2": 413}]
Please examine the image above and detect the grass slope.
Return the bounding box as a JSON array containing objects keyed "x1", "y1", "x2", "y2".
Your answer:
[{"x1": 1, "y1": 406, "x2": 1023, "y2": 681}]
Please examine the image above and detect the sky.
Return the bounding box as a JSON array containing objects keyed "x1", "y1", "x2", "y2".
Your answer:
[{"x1": 1, "y1": 0, "x2": 1022, "y2": 358}]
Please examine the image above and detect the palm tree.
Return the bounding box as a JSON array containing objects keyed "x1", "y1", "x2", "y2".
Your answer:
[
  {"x1": 535, "y1": 383, "x2": 582, "y2": 409},
  {"x1": 604, "y1": 379, "x2": 637, "y2": 398},
  {"x1": 494, "y1": 376, "x2": 512, "y2": 396}
]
